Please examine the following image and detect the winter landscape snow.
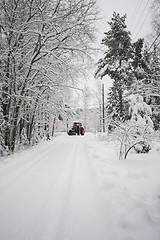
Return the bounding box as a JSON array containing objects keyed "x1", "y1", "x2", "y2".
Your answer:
[
  {"x1": 0, "y1": 1, "x2": 160, "y2": 239},
  {"x1": 0, "y1": 133, "x2": 160, "y2": 240}
]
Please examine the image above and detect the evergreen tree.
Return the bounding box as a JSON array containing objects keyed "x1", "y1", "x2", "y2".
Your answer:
[
  {"x1": 127, "y1": 39, "x2": 151, "y2": 98},
  {"x1": 95, "y1": 12, "x2": 132, "y2": 122},
  {"x1": 148, "y1": 45, "x2": 160, "y2": 130},
  {"x1": 129, "y1": 41, "x2": 160, "y2": 130}
]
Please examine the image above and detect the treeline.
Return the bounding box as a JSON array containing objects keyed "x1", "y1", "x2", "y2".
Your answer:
[
  {"x1": 96, "y1": 10, "x2": 160, "y2": 131},
  {"x1": 0, "y1": 0, "x2": 98, "y2": 155}
]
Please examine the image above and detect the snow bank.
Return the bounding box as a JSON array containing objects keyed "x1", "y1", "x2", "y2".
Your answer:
[{"x1": 87, "y1": 134, "x2": 160, "y2": 240}]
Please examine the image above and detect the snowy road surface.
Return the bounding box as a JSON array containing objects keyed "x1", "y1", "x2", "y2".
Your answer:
[
  {"x1": 0, "y1": 133, "x2": 160, "y2": 240},
  {"x1": 0, "y1": 134, "x2": 107, "y2": 240}
]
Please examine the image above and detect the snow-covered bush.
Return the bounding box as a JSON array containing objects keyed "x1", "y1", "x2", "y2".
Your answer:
[
  {"x1": 129, "y1": 95, "x2": 153, "y2": 126},
  {"x1": 114, "y1": 94, "x2": 154, "y2": 159},
  {"x1": 134, "y1": 141, "x2": 151, "y2": 153}
]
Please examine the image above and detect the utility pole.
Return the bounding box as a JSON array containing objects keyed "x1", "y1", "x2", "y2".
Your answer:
[
  {"x1": 99, "y1": 99, "x2": 102, "y2": 132},
  {"x1": 102, "y1": 83, "x2": 105, "y2": 132}
]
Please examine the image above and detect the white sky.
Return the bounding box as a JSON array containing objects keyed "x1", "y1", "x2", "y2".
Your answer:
[
  {"x1": 79, "y1": 0, "x2": 154, "y2": 107},
  {"x1": 97, "y1": 0, "x2": 153, "y2": 42}
]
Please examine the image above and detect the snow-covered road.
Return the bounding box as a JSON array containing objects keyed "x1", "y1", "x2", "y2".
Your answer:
[
  {"x1": 0, "y1": 134, "x2": 107, "y2": 240},
  {"x1": 0, "y1": 133, "x2": 160, "y2": 240}
]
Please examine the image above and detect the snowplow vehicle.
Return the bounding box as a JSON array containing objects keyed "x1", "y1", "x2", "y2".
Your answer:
[{"x1": 67, "y1": 122, "x2": 85, "y2": 136}]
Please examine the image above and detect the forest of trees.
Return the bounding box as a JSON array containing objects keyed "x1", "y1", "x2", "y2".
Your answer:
[
  {"x1": 96, "y1": 10, "x2": 160, "y2": 129},
  {"x1": 96, "y1": 13, "x2": 160, "y2": 126},
  {"x1": 0, "y1": 0, "x2": 159, "y2": 157},
  {"x1": 95, "y1": 2, "x2": 160, "y2": 158},
  {"x1": 0, "y1": 0, "x2": 98, "y2": 155}
]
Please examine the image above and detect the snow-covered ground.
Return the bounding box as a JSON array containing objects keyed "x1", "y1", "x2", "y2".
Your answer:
[{"x1": 0, "y1": 133, "x2": 160, "y2": 240}]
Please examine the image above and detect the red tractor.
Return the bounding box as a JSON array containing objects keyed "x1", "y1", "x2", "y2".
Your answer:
[{"x1": 68, "y1": 122, "x2": 85, "y2": 136}]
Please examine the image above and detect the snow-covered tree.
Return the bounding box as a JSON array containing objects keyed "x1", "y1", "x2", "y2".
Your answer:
[
  {"x1": 0, "y1": 0, "x2": 99, "y2": 154},
  {"x1": 95, "y1": 12, "x2": 132, "y2": 122},
  {"x1": 147, "y1": 46, "x2": 160, "y2": 130},
  {"x1": 129, "y1": 95, "x2": 153, "y2": 125},
  {"x1": 128, "y1": 42, "x2": 160, "y2": 130},
  {"x1": 115, "y1": 94, "x2": 153, "y2": 159},
  {"x1": 151, "y1": 0, "x2": 160, "y2": 34}
]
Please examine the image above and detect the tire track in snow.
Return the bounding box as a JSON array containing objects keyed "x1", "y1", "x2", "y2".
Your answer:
[
  {"x1": 0, "y1": 135, "x2": 108, "y2": 240},
  {"x1": 0, "y1": 136, "x2": 76, "y2": 203},
  {"x1": 29, "y1": 137, "x2": 80, "y2": 240},
  {"x1": 0, "y1": 140, "x2": 64, "y2": 202},
  {"x1": 0, "y1": 136, "x2": 79, "y2": 240},
  {"x1": 59, "y1": 138, "x2": 108, "y2": 240},
  {"x1": 0, "y1": 146, "x2": 55, "y2": 199},
  {"x1": 53, "y1": 139, "x2": 80, "y2": 240},
  {"x1": 30, "y1": 137, "x2": 108, "y2": 240}
]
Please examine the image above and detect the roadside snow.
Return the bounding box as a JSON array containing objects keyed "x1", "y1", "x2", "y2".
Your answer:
[
  {"x1": 0, "y1": 133, "x2": 160, "y2": 240},
  {"x1": 87, "y1": 134, "x2": 160, "y2": 240}
]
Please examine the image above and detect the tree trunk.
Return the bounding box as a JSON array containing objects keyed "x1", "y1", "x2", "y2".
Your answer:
[{"x1": 10, "y1": 106, "x2": 19, "y2": 152}]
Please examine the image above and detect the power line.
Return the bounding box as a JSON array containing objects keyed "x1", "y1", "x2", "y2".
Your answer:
[
  {"x1": 98, "y1": 2, "x2": 159, "y2": 83},
  {"x1": 133, "y1": 8, "x2": 151, "y2": 40},
  {"x1": 128, "y1": 0, "x2": 144, "y2": 29},
  {"x1": 132, "y1": 0, "x2": 151, "y2": 37}
]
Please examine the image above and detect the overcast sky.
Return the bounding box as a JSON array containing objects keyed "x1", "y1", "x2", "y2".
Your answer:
[
  {"x1": 79, "y1": 0, "x2": 154, "y2": 106},
  {"x1": 87, "y1": 0, "x2": 154, "y2": 98},
  {"x1": 97, "y1": 0, "x2": 153, "y2": 42}
]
